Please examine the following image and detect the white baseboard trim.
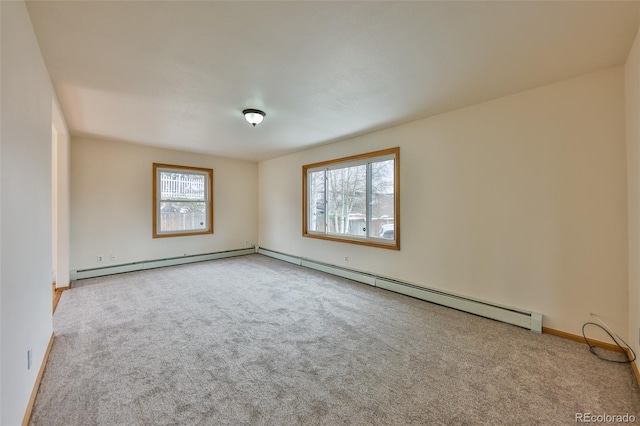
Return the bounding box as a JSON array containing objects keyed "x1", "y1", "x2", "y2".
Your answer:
[
  {"x1": 257, "y1": 247, "x2": 542, "y2": 333},
  {"x1": 301, "y1": 259, "x2": 377, "y2": 286},
  {"x1": 71, "y1": 248, "x2": 255, "y2": 280}
]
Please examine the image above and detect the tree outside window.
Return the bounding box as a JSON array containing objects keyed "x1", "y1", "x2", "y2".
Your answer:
[{"x1": 303, "y1": 148, "x2": 399, "y2": 250}]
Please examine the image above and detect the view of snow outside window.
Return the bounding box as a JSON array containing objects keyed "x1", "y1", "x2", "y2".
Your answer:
[
  {"x1": 159, "y1": 170, "x2": 207, "y2": 233},
  {"x1": 308, "y1": 158, "x2": 395, "y2": 240}
]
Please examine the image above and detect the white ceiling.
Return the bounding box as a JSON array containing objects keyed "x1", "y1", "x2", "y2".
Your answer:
[{"x1": 27, "y1": 1, "x2": 639, "y2": 162}]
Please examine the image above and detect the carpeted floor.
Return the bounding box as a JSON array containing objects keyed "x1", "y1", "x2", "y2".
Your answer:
[{"x1": 30, "y1": 254, "x2": 640, "y2": 425}]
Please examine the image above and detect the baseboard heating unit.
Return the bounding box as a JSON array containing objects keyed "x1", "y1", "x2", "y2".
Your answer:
[
  {"x1": 70, "y1": 248, "x2": 256, "y2": 280},
  {"x1": 257, "y1": 247, "x2": 542, "y2": 333}
]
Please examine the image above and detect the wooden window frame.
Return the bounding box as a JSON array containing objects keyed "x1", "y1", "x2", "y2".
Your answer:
[
  {"x1": 302, "y1": 147, "x2": 400, "y2": 250},
  {"x1": 153, "y1": 163, "x2": 214, "y2": 238}
]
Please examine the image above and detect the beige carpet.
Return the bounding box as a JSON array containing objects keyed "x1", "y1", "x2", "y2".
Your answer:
[{"x1": 30, "y1": 254, "x2": 640, "y2": 425}]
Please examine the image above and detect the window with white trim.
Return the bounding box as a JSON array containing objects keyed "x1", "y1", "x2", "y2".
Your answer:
[
  {"x1": 303, "y1": 147, "x2": 399, "y2": 250},
  {"x1": 153, "y1": 163, "x2": 213, "y2": 238}
]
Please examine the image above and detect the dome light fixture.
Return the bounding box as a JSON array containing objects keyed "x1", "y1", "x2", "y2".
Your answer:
[{"x1": 243, "y1": 109, "x2": 266, "y2": 127}]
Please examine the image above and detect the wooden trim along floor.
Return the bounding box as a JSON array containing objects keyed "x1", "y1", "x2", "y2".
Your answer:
[
  {"x1": 52, "y1": 283, "x2": 69, "y2": 314},
  {"x1": 543, "y1": 327, "x2": 639, "y2": 390},
  {"x1": 542, "y1": 327, "x2": 625, "y2": 353},
  {"x1": 21, "y1": 333, "x2": 55, "y2": 426},
  {"x1": 629, "y1": 353, "x2": 640, "y2": 389}
]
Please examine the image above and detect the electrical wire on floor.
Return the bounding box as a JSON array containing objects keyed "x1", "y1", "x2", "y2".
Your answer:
[{"x1": 582, "y1": 313, "x2": 636, "y2": 363}]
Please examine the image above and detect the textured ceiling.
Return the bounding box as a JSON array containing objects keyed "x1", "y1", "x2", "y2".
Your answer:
[{"x1": 27, "y1": 1, "x2": 639, "y2": 161}]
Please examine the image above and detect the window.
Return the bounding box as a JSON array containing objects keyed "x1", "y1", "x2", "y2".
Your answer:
[
  {"x1": 303, "y1": 147, "x2": 399, "y2": 250},
  {"x1": 153, "y1": 163, "x2": 213, "y2": 238}
]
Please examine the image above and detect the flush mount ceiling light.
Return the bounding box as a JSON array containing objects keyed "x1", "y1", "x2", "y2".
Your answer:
[{"x1": 243, "y1": 109, "x2": 266, "y2": 127}]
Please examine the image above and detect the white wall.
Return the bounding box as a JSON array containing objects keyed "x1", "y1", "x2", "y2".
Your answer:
[
  {"x1": 70, "y1": 137, "x2": 258, "y2": 270},
  {"x1": 53, "y1": 100, "x2": 70, "y2": 288},
  {"x1": 626, "y1": 20, "x2": 640, "y2": 376},
  {"x1": 0, "y1": 1, "x2": 58, "y2": 424},
  {"x1": 51, "y1": 126, "x2": 58, "y2": 283},
  {"x1": 0, "y1": 1, "x2": 4, "y2": 418},
  {"x1": 259, "y1": 67, "x2": 628, "y2": 338}
]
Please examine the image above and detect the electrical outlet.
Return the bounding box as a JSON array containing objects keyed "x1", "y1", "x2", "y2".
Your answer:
[
  {"x1": 110, "y1": 254, "x2": 116, "y2": 262},
  {"x1": 344, "y1": 256, "x2": 349, "y2": 263},
  {"x1": 245, "y1": 240, "x2": 249, "y2": 246},
  {"x1": 27, "y1": 349, "x2": 32, "y2": 370},
  {"x1": 97, "y1": 255, "x2": 104, "y2": 263}
]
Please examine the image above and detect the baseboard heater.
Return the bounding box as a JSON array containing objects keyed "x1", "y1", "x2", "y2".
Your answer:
[
  {"x1": 257, "y1": 247, "x2": 542, "y2": 333},
  {"x1": 70, "y1": 248, "x2": 256, "y2": 280}
]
